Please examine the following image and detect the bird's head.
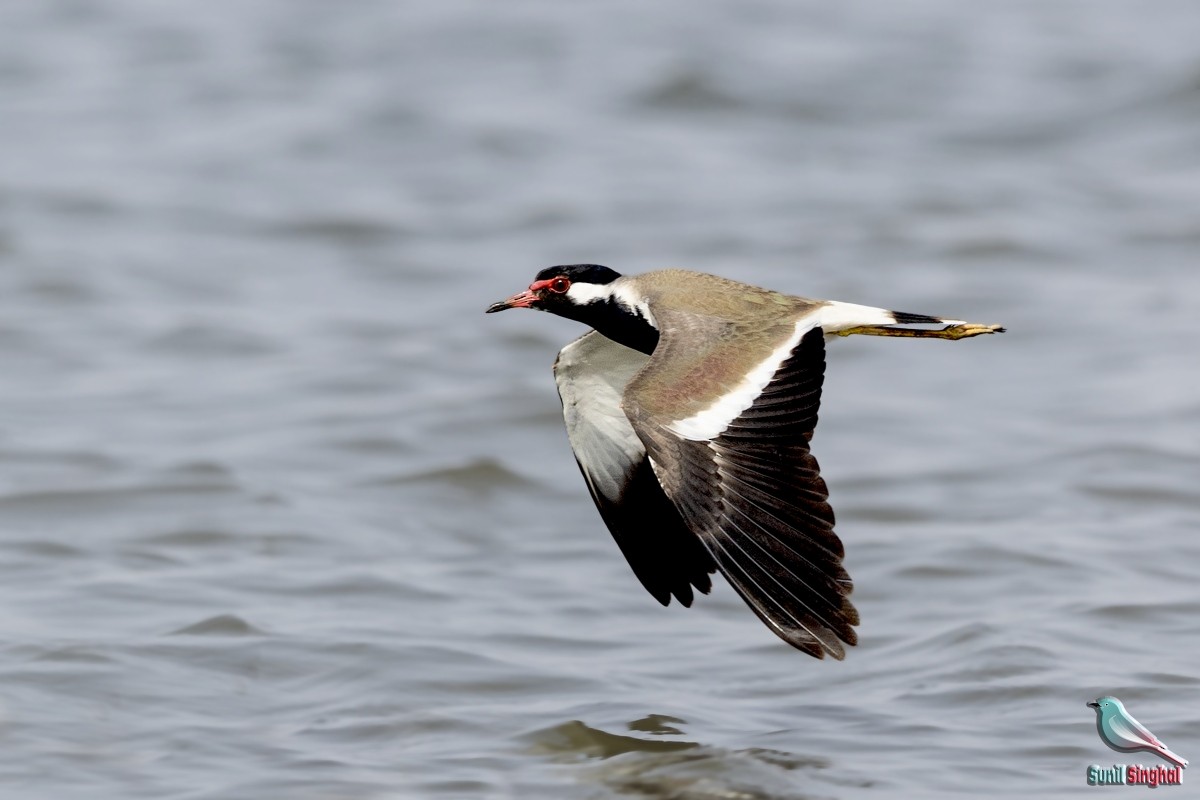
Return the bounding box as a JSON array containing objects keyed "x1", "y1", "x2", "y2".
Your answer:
[
  {"x1": 485, "y1": 264, "x2": 623, "y2": 317},
  {"x1": 1088, "y1": 696, "x2": 1123, "y2": 713},
  {"x1": 486, "y1": 264, "x2": 659, "y2": 355}
]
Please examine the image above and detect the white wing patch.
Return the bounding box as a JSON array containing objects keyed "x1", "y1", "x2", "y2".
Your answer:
[
  {"x1": 666, "y1": 299, "x2": 969, "y2": 442},
  {"x1": 555, "y1": 332, "x2": 650, "y2": 502},
  {"x1": 668, "y1": 318, "x2": 820, "y2": 441}
]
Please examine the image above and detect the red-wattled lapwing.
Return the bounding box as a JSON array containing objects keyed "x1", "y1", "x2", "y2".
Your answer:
[{"x1": 487, "y1": 265, "x2": 1003, "y2": 659}]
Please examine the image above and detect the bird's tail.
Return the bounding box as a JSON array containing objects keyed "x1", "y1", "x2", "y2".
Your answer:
[
  {"x1": 816, "y1": 301, "x2": 1005, "y2": 339},
  {"x1": 817, "y1": 301, "x2": 964, "y2": 332},
  {"x1": 1156, "y1": 746, "x2": 1188, "y2": 768}
]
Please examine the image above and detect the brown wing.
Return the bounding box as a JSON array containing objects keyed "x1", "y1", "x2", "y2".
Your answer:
[{"x1": 624, "y1": 314, "x2": 858, "y2": 659}]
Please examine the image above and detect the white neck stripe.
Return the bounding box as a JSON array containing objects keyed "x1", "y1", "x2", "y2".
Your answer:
[
  {"x1": 564, "y1": 281, "x2": 614, "y2": 305},
  {"x1": 564, "y1": 280, "x2": 658, "y2": 329}
]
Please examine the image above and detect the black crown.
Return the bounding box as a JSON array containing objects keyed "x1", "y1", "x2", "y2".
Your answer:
[{"x1": 534, "y1": 264, "x2": 622, "y2": 284}]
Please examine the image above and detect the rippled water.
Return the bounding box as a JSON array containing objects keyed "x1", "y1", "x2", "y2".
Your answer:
[{"x1": 1, "y1": 2, "x2": 1198, "y2": 797}]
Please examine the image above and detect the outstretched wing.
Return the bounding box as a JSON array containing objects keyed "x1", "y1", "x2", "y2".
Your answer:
[
  {"x1": 623, "y1": 310, "x2": 858, "y2": 659},
  {"x1": 554, "y1": 331, "x2": 714, "y2": 606}
]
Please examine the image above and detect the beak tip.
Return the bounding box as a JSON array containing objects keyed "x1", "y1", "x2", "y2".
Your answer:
[{"x1": 487, "y1": 288, "x2": 540, "y2": 314}]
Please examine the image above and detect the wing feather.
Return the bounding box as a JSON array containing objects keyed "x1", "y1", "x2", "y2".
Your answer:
[
  {"x1": 554, "y1": 332, "x2": 714, "y2": 606},
  {"x1": 625, "y1": 318, "x2": 858, "y2": 658}
]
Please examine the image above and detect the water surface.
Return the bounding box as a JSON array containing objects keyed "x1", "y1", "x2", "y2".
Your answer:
[{"x1": 0, "y1": 2, "x2": 1197, "y2": 797}]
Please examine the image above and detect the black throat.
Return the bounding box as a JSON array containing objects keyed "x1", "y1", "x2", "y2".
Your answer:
[{"x1": 555, "y1": 297, "x2": 659, "y2": 355}]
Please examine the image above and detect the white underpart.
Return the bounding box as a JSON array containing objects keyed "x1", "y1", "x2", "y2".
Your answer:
[
  {"x1": 564, "y1": 279, "x2": 658, "y2": 328},
  {"x1": 555, "y1": 332, "x2": 649, "y2": 502},
  {"x1": 668, "y1": 318, "x2": 820, "y2": 441}
]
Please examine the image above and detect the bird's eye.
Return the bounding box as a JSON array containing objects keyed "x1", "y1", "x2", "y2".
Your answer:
[{"x1": 549, "y1": 277, "x2": 570, "y2": 294}]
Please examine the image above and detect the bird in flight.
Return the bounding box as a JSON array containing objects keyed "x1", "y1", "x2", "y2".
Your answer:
[
  {"x1": 487, "y1": 265, "x2": 1002, "y2": 659},
  {"x1": 1089, "y1": 697, "x2": 1188, "y2": 768}
]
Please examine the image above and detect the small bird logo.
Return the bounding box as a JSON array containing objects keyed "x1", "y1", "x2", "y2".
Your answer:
[{"x1": 1088, "y1": 696, "x2": 1188, "y2": 768}]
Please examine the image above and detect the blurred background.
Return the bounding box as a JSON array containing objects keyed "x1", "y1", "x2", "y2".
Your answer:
[{"x1": 0, "y1": 1, "x2": 1197, "y2": 798}]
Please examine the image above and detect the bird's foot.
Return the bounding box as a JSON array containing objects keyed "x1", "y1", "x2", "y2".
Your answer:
[{"x1": 835, "y1": 322, "x2": 1005, "y2": 340}]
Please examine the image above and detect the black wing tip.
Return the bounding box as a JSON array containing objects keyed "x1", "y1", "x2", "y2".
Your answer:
[
  {"x1": 800, "y1": 640, "x2": 827, "y2": 659},
  {"x1": 644, "y1": 571, "x2": 715, "y2": 609},
  {"x1": 659, "y1": 572, "x2": 715, "y2": 608},
  {"x1": 793, "y1": 615, "x2": 859, "y2": 660},
  {"x1": 721, "y1": 565, "x2": 861, "y2": 660},
  {"x1": 642, "y1": 575, "x2": 714, "y2": 609},
  {"x1": 790, "y1": 635, "x2": 850, "y2": 661}
]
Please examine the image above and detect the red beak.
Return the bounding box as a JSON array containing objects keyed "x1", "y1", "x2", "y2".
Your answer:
[
  {"x1": 486, "y1": 279, "x2": 559, "y2": 313},
  {"x1": 485, "y1": 289, "x2": 538, "y2": 313}
]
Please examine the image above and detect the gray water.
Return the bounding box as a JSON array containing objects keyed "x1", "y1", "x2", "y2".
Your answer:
[{"x1": 1, "y1": 2, "x2": 1198, "y2": 797}]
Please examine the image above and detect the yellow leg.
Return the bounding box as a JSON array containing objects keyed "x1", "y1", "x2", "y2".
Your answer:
[{"x1": 834, "y1": 323, "x2": 1005, "y2": 340}]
